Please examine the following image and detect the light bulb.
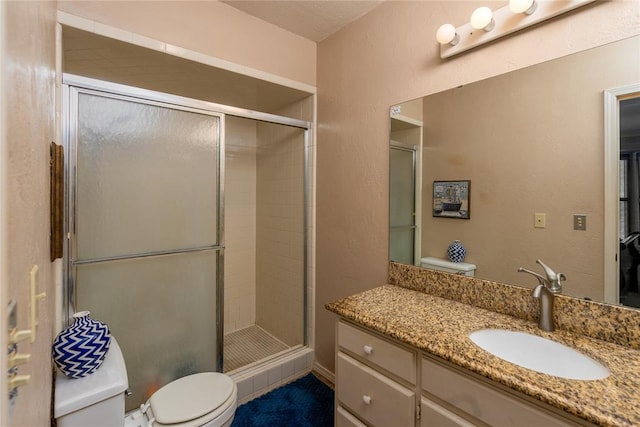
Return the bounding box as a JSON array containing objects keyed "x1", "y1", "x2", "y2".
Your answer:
[
  {"x1": 509, "y1": 0, "x2": 537, "y2": 15},
  {"x1": 436, "y1": 24, "x2": 459, "y2": 46},
  {"x1": 470, "y1": 6, "x2": 495, "y2": 31}
]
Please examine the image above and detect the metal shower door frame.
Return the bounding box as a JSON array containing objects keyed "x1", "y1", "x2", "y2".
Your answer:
[{"x1": 62, "y1": 74, "x2": 313, "y2": 371}]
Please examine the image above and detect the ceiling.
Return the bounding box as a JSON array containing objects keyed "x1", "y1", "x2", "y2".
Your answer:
[{"x1": 220, "y1": 0, "x2": 384, "y2": 42}]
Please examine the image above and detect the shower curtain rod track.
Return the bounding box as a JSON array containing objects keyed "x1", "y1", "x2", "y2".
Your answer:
[{"x1": 72, "y1": 245, "x2": 224, "y2": 266}]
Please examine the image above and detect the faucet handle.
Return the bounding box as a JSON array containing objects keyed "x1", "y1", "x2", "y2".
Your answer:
[
  {"x1": 517, "y1": 267, "x2": 547, "y2": 287},
  {"x1": 535, "y1": 259, "x2": 557, "y2": 280},
  {"x1": 536, "y1": 259, "x2": 565, "y2": 293},
  {"x1": 553, "y1": 272, "x2": 567, "y2": 292}
]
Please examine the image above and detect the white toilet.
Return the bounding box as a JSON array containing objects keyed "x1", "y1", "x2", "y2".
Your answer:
[
  {"x1": 420, "y1": 256, "x2": 477, "y2": 277},
  {"x1": 54, "y1": 338, "x2": 237, "y2": 427}
]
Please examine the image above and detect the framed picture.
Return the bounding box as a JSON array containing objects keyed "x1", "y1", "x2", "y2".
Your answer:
[{"x1": 433, "y1": 180, "x2": 470, "y2": 219}]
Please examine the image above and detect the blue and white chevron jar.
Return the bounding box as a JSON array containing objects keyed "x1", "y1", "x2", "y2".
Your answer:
[
  {"x1": 53, "y1": 311, "x2": 111, "y2": 379},
  {"x1": 447, "y1": 240, "x2": 466, "y2": 263}
]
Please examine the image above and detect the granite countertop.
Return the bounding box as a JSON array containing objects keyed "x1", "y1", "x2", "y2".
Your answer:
[{"x1": 326, "y1": 284, "x2": 640, "y2": 427}]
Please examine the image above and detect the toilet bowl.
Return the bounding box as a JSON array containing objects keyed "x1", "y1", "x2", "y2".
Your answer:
[
  {"x1": 128, "y1": 372, "x2": 237, "y2": 427},
  {"x1": 55, "y1": 338, "x2": 237, "y2": 427}
]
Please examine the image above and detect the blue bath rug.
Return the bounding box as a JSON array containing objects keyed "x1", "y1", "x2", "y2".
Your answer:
[{"x1": 231, "y1": 373, "x2": 334, "y2": 427}]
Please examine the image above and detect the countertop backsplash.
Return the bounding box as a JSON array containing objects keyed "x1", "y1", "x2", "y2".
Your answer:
[{"x1": 388, "y1": 261, "x2": 640, "y2": 350}]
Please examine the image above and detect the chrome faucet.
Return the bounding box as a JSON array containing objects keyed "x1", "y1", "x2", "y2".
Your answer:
[{"x1": 517, "y1": 259, "x2": 566, "y2": 332}]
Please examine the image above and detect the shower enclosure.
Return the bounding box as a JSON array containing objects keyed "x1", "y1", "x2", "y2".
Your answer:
[
  {"x1": 223, "y1": 116, "x2": 307, "y2": 372},
  {"x1": 63, "y1": 75, "x2": 310, "y2": 410}
]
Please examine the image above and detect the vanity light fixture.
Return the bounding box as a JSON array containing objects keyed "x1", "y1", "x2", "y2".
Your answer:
[
  {"x1": 470, "y1": 7, "x2": 495, "y2": 32},
  {"x1": 509, "y1": 0, "x2": 538, "y2": 15},
  {"x1": 436, "y1": 24, "x2": 460, "y2": 46},
  {"x1": 437, "y1": 0, "x2": 596, "y2": 59}
]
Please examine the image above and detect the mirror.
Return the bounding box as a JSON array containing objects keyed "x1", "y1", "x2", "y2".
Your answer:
[{"x1": 389, "y1": 35, "x2": 640, "y2": 307}]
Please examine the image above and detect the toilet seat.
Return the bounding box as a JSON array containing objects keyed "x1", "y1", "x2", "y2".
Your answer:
[{"x1": 145, "y1": 373, "x2": 237, "y2": 427}]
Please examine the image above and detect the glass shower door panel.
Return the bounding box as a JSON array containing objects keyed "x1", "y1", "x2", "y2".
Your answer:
[
  {"x1": 389, "y1": 147, "x2": 416, "y2": 264},
  {"x1": 389, "y1": 228, "x2": 414, "y2": 265},
  {"x1": 75, "y1": 92, "x2": 220, "y2": 261},
  {"x1": 255, "y1": 122, "x2": 305, "y2": 348},
  {"x1": 76, "y1": 250, "x2": 218, "y2": 410}
]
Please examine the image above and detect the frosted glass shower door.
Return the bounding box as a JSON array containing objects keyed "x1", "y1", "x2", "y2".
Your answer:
[
  {"x1": 68, "y1": 87, "x2": 222, "y2": 410},
  {"x1": 389, "y1": 146, "x2": 416, "y2": 264}
]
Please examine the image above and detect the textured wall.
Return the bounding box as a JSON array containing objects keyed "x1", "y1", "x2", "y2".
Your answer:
[
  {"x1": 3, "y1": 1, "x2": 57, "y2": 425},
  {"x1": 316, "y1": 0, "x2": 640, "y2": 373}
]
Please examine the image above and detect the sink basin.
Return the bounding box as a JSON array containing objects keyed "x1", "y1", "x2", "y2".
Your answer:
[{"x1": 469, "y1": 329, "x2": 610, "y2": 380}]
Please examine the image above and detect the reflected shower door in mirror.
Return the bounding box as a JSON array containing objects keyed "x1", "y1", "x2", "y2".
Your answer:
[
  {"x1": 390, "y1": 102, "x2": 423, "y2": 266},
  {"x1": 388, "y1": 35, "x2": 640, "y2": 308},
  {"x1": 390, "y1": 146, "x2": 416, "y2": 264}
]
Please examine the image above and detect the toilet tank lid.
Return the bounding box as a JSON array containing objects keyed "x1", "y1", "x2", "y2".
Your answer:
[
  {"x1": 420, "y1": 256, "x2": 476, "y2": 271},
  {"x1": 54, "y1": 338, "x2": 129, "y2": 418}
]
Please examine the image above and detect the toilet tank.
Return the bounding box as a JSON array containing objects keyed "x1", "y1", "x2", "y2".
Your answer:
[
  {"x1": 55, "y1": 338, "x2": 129, "y2": 427},
  {"x1": 420, "y1": 256, "x2": 476, "y2": 277}
]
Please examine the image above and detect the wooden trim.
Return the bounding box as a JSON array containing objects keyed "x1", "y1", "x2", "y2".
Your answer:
[{"x1": 50, "y1": 142, "x2": 64, "y2": 261}]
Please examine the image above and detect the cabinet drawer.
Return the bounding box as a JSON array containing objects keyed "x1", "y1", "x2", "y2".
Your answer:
[
  {"x1": 420, "y1": 397, "x2": 476, "y2": 427},
  {"x1": 337, "y1": 406, "x2": 368, "y2": 427},
  {"x1": 337, "y1": 352, "x2": 415, "y2": 427},
  {"x1": 422, "y1": 357, "x2": 578, "y2": 427},
  {"x1": 338, "y1": 320, "x2": 416, "y2": 383}
]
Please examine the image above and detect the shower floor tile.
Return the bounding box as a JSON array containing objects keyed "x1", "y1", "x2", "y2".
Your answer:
[{"x1": 224, "y1": 325, "x2": 289, "y2": 373}]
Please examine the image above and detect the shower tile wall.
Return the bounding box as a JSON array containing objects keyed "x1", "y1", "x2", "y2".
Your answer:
[
  {"x1": 224, "y1": 100, "x2": 310, "y2": 349},
  {"x1": 224, "y1": 117, "x2": 257, "y2": 333},
  {"x1": 255, "y1": 122, "x2": 305, "y2": 346}
]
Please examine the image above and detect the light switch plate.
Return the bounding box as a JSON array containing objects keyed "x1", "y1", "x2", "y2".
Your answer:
[{"x1": 574, "y1": 214, "x2": 587, "y2": 231}]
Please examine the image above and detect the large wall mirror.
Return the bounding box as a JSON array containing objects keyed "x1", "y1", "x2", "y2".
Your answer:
[{"x1": 389, "y1": 35, "x2": 640, "y2": 309}]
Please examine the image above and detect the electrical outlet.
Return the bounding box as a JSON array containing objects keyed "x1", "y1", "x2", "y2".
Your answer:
[
  {"x1": 534, "y1": 213, "x2": 546, "y2": 228},
  {"x1": 574, "y1": 214, "x2": 587, "y2": 231}
]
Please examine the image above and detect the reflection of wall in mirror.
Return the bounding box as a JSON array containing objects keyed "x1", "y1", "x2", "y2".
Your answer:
[{"x1": 420, "y1": 36, "x2": 640, "y2": 302}]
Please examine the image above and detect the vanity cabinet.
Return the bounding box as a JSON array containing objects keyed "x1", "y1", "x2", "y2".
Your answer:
[
  {"x1": 336, "y1": 320, "x2": 591, "y2": 427},
  {"x1": 421, "y1": 356, "x2": 586, "y2": 427},
  {"x1": 336, "y1": 320, "x2": 417, "y2": 426}
]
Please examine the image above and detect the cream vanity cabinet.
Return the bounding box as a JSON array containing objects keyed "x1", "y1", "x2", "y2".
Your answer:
[
  {"x1": 336, "y1": 320, "x2": 417, "y2": 426},
  {"x1": 336, "y1": 320, "x2": 591, "y2": 427}
]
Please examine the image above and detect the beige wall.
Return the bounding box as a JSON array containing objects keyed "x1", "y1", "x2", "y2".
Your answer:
[
  {"x1": 316, "y1": 0, "x2": 640, "y2": 373},
  {"x1": 57, "y1": 0, "x2": 317, "y2": 86},
  {"x1": 2, "y1": 1, "x2": 57, "y2": 426},
  {"x1": 422, "y1": 37, "x2": 640, "y2": 302}
]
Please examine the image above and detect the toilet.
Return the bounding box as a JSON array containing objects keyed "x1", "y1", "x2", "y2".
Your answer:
[
  {"x1": 420, "y1": 256, "x2": 477, "y2": 277},
  {"x1": 54, "y1": 338, "x2": 237, "y2": 427}
]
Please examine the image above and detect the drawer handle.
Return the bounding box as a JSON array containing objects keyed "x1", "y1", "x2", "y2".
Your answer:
[
  {"x1": 362, "y1": 395, "x2": 372, "y2": 405},
  {"x1": 363, "y1": 345, "x2": 373, "y2": 355}
]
